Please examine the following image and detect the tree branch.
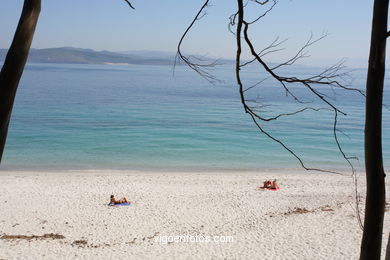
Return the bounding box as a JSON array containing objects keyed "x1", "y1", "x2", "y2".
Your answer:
[
  {"x1": 175, "y1": 0, "x2": 221, "y2": 83},
  {"x1": 123, "y1": 0, "x2": 135, "y2": 9}
]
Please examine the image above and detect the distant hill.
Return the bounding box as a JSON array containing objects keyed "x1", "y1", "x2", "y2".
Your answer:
[
  {"x1": 118, "y1": 50, "x2": 177, "y2": 59},
  {"x1": 0, "y1": 47, "x2": 177, "y2": 65}
]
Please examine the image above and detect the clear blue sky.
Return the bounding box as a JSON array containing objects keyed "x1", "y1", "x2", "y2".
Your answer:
[{"x1": 0, "y1": 1, "x2": 377, "y2": 67}]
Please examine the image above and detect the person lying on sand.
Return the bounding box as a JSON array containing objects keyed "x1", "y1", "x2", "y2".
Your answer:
[
  {"x1": 109, "y1": 195, "x2": 129, "y2": 205},
  {"x1": 261, "y1": 179, "x2": 279, "y2": 190}
]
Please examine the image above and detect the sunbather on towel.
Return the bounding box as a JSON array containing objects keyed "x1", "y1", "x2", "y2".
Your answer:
[
  {"x1": 109, "y1": 195, "x2": 129, "y2": 205},
  {"x1": 262, "y1": 179, "x2": 279, "y2": 190}
]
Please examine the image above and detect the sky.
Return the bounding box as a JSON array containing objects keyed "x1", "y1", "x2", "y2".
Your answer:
[{"x1": 0, "y1": 1, "x2": 377, "y2": 67}]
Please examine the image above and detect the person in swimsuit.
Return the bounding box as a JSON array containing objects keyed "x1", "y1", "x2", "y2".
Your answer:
[
  {"x1": 262, "y1": 179, "x2": 279, "y2": 190},
  {"x1": 110, "y1": 195, "x2": 129, "y2": 205}
]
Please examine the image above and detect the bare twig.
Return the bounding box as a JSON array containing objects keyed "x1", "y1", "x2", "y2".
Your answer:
[
  {"x1": 271, "y1": 33, "x2": 326, "y2": 71},
  {"x1": 247, "y1": 0, "x2": 277, "y2": 24},
  {"x1": 123, "y1": 0, "x2": 135, "y2": 9},
  {"x1": 175, "y1": 0, "x2": 221, "y2": 83}
]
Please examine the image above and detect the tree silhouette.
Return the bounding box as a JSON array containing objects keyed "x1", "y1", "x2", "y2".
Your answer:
[
  {"x1": 0, "y1": 0, "x2": 41, "y2": 163},
  {"x1": 360, "y1": 0, "x2": 388, "y2": 259},
  {"x1": 177, "y1": 0, "x2": 388, "y2": 258}
]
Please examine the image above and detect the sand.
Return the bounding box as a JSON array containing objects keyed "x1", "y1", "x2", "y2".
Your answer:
[{"x1": 0, "y1": 170, "x2": 389, "y2": 259}]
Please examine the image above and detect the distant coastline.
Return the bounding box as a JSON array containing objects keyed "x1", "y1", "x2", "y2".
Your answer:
[
  {"x1": 0, "y1": 47, "x2": 234, "y2": 66},
  {"x1": 0, "y1": 47, "x2": 367, "y2": 69},
  {"x1": 0, "y1": 47, "x2": 176, "y2": 66},
  {"x1": 102, "y1": 62, "x2": 130, "y2": 65}
]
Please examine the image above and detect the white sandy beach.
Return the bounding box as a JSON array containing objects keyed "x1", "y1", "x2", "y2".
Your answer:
[{"x1": 0, "y1": 170, "x2": 389, "y2": 259}]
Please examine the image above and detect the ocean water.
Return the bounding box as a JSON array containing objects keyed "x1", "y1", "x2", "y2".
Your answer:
[{"x1": 2, "y1": 63, "x2": 390, "y2": 172}]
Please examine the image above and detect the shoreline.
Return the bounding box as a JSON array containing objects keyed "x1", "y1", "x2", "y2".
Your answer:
[{"x1": 0, "y1": 166, "x2": 362, "y2": 175}]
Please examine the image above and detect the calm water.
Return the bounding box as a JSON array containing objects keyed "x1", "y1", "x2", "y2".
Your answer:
[{"x1": 2, "y1": 63, "x2": 390, "y2": 172}]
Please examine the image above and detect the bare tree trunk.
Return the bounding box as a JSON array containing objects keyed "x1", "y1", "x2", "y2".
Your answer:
[
  {"x1": 0, "y1": 0, "x2": 41, "y2": 163},
  {"x1": 360, "y1": 0, "x2": 388, "y2": 259},
  {"x1": 385, "y1": 232, "x2": 390, "y2": 260}
]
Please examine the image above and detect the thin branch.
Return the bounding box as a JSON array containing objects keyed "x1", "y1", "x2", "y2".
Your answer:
[
  {"x1": 240, "y1": 37, "x2": 287, "y2": 68},
  {"x1": 175, "y1": 0, "x2": 221, "y2": 83},
  {"x1": 333, "y1": 110, "x2": 364, "y2": 230},
  {"x1": 228, "y1": 12, "x2": 239, "y2": 35},
  {"x1": 247, "y1": 0, "x2": 277, "y2": 24},
  {"x1": 247, "y1": 111, "x2": 343, "y2": 174},
  {"x1": 251, "y1": 0, "x2": 270, "y2": 5},
  {"x1": 252, "y1": 107, "x2": 329, "y2": 122},
  {"x1": 123, "y1": 0, "x2": 135, "y2": 9},
  {"x1": 271, "y1": 33, "x2": 327, "y2": 71},
  {"x1": 243, "y1": 77, "x2": 269, "y2": 92}
]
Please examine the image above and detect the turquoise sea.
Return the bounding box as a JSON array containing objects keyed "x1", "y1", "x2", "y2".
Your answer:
[{"x1": 2, "y1": 63, "x2": 390, "y2": 172}]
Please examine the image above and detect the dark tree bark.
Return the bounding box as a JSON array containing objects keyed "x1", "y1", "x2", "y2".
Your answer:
[
  {"x1": 0, "y1": 0, "x2": 41, "y2": 163},
  {"x1": 386, "y1": 232, "x2": 390, "y2": 259},
  {"x1": 360, "y1": 0, "x2": 388, "y2": 259}
]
